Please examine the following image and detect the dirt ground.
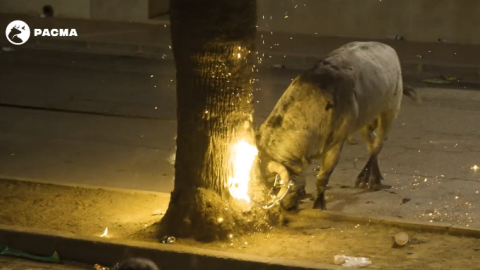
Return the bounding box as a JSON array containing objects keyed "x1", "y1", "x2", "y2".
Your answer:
[{"x1": 1, "y1": 178, "x2": 480, "y2": 270}]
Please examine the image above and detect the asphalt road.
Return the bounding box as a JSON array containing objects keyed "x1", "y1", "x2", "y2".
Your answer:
[
  {"x1": 1, "y1": 48, "x2": 480, "y2": 226},
  {"x1": 0, "y1": 48, "x2": 301, "y2": 193}
]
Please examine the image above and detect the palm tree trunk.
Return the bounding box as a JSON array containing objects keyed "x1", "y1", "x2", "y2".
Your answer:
[{"x1": 159, "y1": 0, "x2": 279, "y2": 241}]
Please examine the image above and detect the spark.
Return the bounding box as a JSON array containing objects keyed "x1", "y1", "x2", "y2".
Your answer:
[{"x1": 471, "y1": 165, "x2": 479, "y2": 171}]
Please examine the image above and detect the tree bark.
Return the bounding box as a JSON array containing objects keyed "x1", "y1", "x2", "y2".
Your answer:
[{"x1": 159, "y1": 0, "x2": 279, "y2": 241}]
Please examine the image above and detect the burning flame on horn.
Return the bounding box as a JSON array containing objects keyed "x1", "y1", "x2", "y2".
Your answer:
[{"x1": 228, "y1": 139, "x2": 258, "y2": 203}]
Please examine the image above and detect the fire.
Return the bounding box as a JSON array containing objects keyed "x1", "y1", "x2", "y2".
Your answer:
[
  {"x1": 100, "y1": 227, "x2": 108, "y2": 237},
  {"x1": 228, "y1": 139, "x2": 258, "y2": 203}
]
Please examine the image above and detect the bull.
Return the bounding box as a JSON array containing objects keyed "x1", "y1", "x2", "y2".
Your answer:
[{"x1": 256, "y1": 41, "x2": 419, "y2": 211}]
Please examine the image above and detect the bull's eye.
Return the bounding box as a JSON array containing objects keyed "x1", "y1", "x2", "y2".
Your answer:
[{"x1": 325, "y1": 102, "x2": 334, "y2": 111}]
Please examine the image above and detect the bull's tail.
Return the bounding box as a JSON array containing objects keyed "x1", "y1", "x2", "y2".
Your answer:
[{"x1": 403, "y1": 85, "x2": 421, "y2": 103}]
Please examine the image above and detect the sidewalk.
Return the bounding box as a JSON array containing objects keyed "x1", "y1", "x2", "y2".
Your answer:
[{"x1": 2, "y1": 13, "x2": 480, "y2": 76}]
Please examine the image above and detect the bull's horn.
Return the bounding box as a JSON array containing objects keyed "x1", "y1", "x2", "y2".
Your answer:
[
  {"x1": 267, "y1": 161, "x2": 289, "y2": 183},
  {"x1": 267, "y1": 161, "x2": 292, "y2": 203}
]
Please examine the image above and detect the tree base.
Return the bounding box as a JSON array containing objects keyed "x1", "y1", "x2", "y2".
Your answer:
[{"x1": 157, "y1": 188, "x2": 282, "y2": 242}]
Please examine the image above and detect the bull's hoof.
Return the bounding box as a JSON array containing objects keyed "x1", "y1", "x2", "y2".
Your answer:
[
  {"x1": 355, "y1": 176, "x2": 369, "y2": 189},
  {"x1": 367, "y1": 183, "x2": 382, "y2": 191},
  {"x1": 281, "y1": 201, "x2": 299, "y2": 212},
  {"x1": 298, "y1": 187, "x2": 308, "y2": 200},
  {"x1": 357, "y1": 181, "x2": 368, "y2": 189},
  {"x1": 367, "y1": 182, "x2": 391, "y2": 191},
  {"x1": 313, "y1": 195, "x2": 326, "y2": 210},
  {"x1": 280, "y1": 192, "x2": 300, "y2": 212}
]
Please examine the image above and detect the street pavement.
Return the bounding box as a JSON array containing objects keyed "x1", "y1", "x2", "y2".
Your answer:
[{"x1": 1, "y1": 48, "x2": 480, "y2": 226}]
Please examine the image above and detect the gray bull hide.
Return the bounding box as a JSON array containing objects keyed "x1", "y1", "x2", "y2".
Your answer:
[{"x1": 256, "y1": 41, "x2": 419, "y2": 211}]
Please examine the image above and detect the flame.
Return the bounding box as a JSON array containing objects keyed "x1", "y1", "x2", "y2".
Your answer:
[
  {"x1": 100, "y1": 227, "x2": 108, "y2": 237},
  {"x1": 228, "y1": 139, "x2": 258, "y2": 203}
]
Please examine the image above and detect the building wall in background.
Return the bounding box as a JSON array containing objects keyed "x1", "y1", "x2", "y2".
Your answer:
[
  {"x1": 0, "y1": 0, "x2": 478, "y2": 45},
  {"x1": 257, "y1": 0, "x2": 480, "y2": 45},
  {"x1": 0, "y1": 0, "x2": 91, "y2": 19}
]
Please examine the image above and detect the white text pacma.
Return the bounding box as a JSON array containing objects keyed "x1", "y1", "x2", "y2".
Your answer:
[{"x1": 34, "y1": 29, "x2": 78, "y2": 37}]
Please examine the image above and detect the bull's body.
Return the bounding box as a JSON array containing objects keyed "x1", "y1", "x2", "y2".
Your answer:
[{"x1": 257, "y1": 41, "x2": 418, "y2": 210}]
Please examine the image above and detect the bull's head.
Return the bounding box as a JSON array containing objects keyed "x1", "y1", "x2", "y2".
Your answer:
[
  {"x1": 254, "y1": 126, "x2": 291, "y2": 187},
  {"x1": 255, "y1": 128, "x2": 299, "y2": 210}
]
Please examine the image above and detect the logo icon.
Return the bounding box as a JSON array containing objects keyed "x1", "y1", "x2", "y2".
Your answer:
[{"x1": 5, "y1": 20, "x2": 31, "y2": 45}]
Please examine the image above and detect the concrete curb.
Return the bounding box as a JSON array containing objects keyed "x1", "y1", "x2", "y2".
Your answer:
[
  {"x1": 0, "y1": 224, "x2": 341, "y2": 270},
  {"x1": 0, "y1": 175, "x2": 170, "y2": 197},
  {"x1": 3, "y1": 38, "x2": 480, "y2": 78},
  {"x1": 298, "y1": 210, "x2": 480, "y2": 238}
]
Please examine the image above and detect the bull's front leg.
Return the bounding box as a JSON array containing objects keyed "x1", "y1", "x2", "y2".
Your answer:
[{"x1": 313, "y1": 142, "x2": 344, "y2": 210}]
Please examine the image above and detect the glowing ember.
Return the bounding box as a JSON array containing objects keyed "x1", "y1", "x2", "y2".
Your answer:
[
  {"x1": 100, "y1": 227, "x2": 108, "y2": 237},
  {"x1": 228, "y1": 139, "x2": 258, "y2": 203}
]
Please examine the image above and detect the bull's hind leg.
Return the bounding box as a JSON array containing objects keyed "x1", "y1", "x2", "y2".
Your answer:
[
  {"x1": 354, "y1": 120, "x2": 380, "y2": 189},
  {"x1": 313, "y1": 142, "x2": 344, "y2": 210},
  {"x1": 355, "y1": 112, "x2": 394, "y2": 191},
  {"x1": 367, "y1": 112, "x2": 396, "y2": 190}
]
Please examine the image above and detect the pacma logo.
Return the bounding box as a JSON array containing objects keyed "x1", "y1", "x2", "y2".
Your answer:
[
  {"x1": 34, "y1": 28, "x2": 78, "y2": 37},
  {"x1": 5, "y1": 20, "x2": 78, "y2": 46}
]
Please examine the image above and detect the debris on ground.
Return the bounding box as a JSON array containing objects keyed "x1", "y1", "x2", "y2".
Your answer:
[
  {"x1": 423, "y1": 78, "x2": 451, "y2": 84},
  {"x1": 334, "y1": 255, "x2": 372, "y2": 267},
  {"x1": 160, "y1": 236, "x2": 176, "y2": 244},
  {"x1": 393, "y1": 232, "x2": 410, "y2": 248},
  {"x1": 401, "y1": 198, "x2": 411, "y2": 204},
  {"x1": 437, "y1": 38, "x2": 456, "y2": 44},
  {"x1": 423, "y1": 75, "x2": 460, "y2": 84},
  {"x1": 0, "y1": 246, "x2": 61, "y2": 263},
  {"x1": 440, "y1": 75, "x2": 460, "y2": 82},
  {"x1": 100, "y1": 227, "x2": 108, "y2": 237}
]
